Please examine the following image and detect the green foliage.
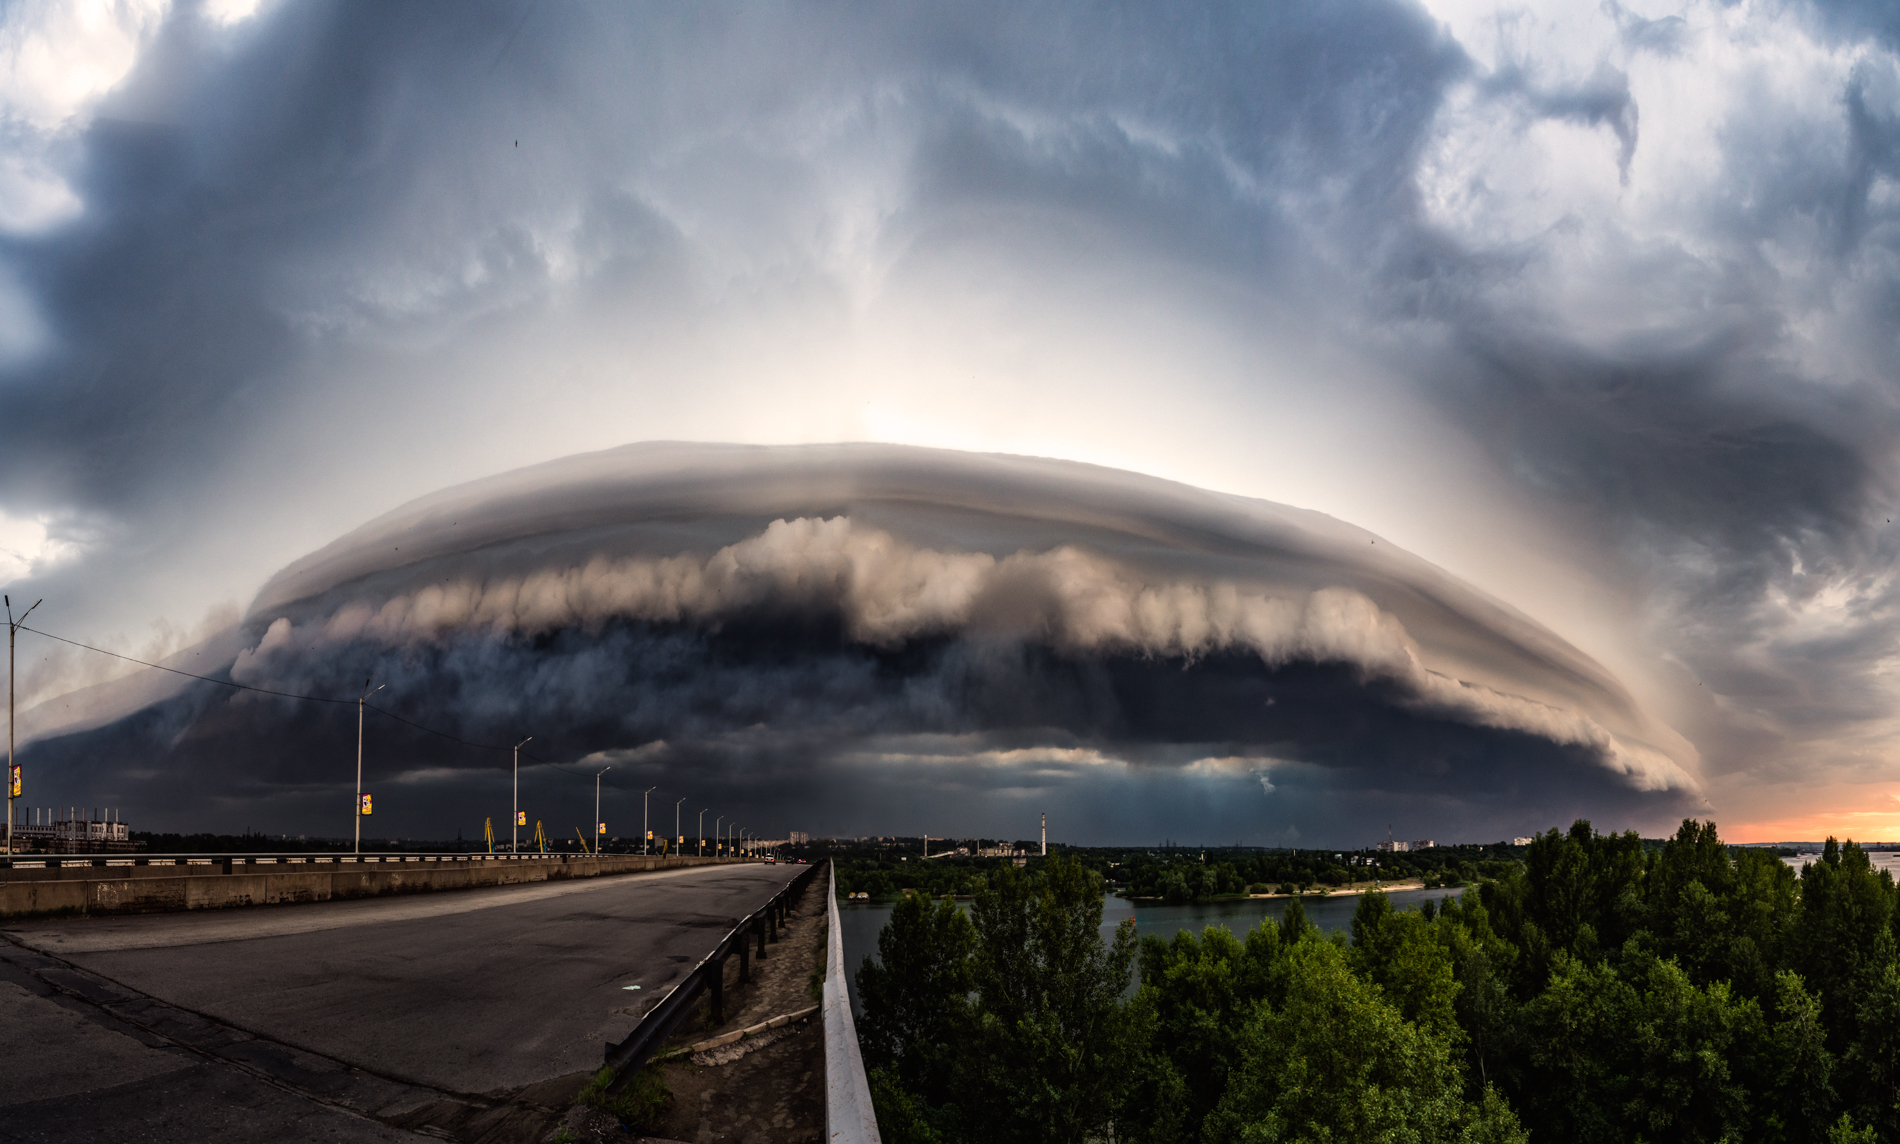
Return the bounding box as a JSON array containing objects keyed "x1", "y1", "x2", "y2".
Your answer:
[
  {"x1": 868, "y1": 1065, "x2": 945, "y2": 1144},
  {"x1": 960, "y1": 856, "x2": 1147, "y2": 1144},
  {"x1": 1138, "y1": 921, "x2": 1288, "y2": 1134},
  {"x1": 856, "y1": 891, "x2": 976, "y2": 1118},
  {"x1": 1204, "y1": 939, "x2": 1526, "y2": 1144},
  {"x1": 857, "y1": 820, "x2": 1900, "y2": 1144},
  {"x1": 576, "y1": 1063, "x2": 670, "y2": 1133},
  {"x1": 1350, "y1": 890, "x2": 1462, "y2": 1042},
  {"x1": 1830, "y1": 1114, "x2": 1879, "y2": 1144},
  {"x1": 1516, "y1": 947, "x2": 1760, "y2": 1144},
  {"x1": 859, "y1": 855, "x2": 1148, "y2": 1144}
]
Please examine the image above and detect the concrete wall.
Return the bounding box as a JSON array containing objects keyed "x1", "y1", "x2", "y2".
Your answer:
[{"x1": 0, "y1": 854, "x2": 741, "y2": 918}]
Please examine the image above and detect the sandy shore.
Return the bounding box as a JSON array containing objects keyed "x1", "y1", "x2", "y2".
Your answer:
[
  {"x1": 1245, "y1": 880, "x2": 1426, "y2": 899},
  {"x1": 1120, "y1": 879, "x2": 1435, "y2": 904}
]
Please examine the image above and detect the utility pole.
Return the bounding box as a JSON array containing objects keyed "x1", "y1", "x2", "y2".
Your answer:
[
  {"x1": 674, "y1": 797, "x2": 685, "y2": 858},
  {"x1": 698, "y1": 809, "x2": 707, "y2": 857},
  {"x1": 641, "y1": 786, "x2": 656, "y2": 855},
  {"x1": 354, "y1": 680, "x2": 382, "y2": 855},
  {"x1": 512, "y1": 737, "x2": 531, "y2": 854},
  {"x1": 593, "y1": 765, "x2": 611, "y2": 856},
  {"x1": 6, "y1": 596, "x2": 40, "y2": 864},
  {"x1": 1041, "y1": 812, "x2": 1046, "y2": 857}
]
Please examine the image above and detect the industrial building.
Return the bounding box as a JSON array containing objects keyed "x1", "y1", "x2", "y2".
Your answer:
[{"x1": 5, "y1": 808, "x2": 135, "y2": 854}]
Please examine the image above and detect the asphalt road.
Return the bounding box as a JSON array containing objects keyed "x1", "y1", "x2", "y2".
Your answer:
[{"x1": 0, "y1": 860, "x2": 806, "y2": 1140}]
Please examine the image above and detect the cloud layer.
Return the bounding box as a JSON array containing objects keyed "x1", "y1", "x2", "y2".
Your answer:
[
  {"x1": 17, "y1": 444, "x2": 1698, "y2": 844},
  {"x1": 0, "y1": 2, "x2": 1896, "y2": 839}
]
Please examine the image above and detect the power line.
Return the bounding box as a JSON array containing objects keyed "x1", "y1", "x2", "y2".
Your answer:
[{"x1": 22, "y1": 624, "x2": 355, "y2": 707}]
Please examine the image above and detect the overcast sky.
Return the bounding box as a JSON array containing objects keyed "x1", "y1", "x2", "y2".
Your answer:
[{"x1": 3, "y1": 0, "x2": 1899, "y2": 845}]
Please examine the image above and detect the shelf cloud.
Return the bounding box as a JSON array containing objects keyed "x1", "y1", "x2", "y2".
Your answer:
[{"x1": 19, "y1": 444, "x2": 1699, "y2": 843}]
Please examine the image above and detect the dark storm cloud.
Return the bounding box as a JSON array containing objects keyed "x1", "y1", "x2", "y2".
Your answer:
[
  {"x1": 15, "y1": 444, "x2": 1697, "y2": 844},
  {"x1": 2, "y1": 0, "x2": 1897, "y2": 836}
]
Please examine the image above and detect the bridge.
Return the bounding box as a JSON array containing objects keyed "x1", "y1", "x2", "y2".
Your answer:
[{"x1": 0, "y1": 856, "x2": 878, "y2": 1143}]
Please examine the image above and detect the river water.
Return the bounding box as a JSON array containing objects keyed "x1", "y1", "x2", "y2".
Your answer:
[{"x1": 838, "y1": 886, "x2": 1463, "y2": 1016}]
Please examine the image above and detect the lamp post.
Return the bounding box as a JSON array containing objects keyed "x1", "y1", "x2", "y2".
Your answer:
[
  {"x1": 641, "y1": 786, "x2": 656, "y2": 855},
  {"x1": 355, "y1": 680, "x2": 383, "y2": 855},
  {"x1": 698, "y1": 809, "x2": 707, "y2": 857},
  {"x1": 512, "y1": 736, "x2": 531, "y2": 854},
  {"x1": 594, "y1": 765, "x2": 611, "y2": 856},
  {"x1": 715, "y1": 817, "x2": 722, "y2": 858},
  {"x1": 674, "y1": 797, "x2": 684, "y2": 859},
  {"x1": 6, "y1": 595, "x2": 41, "y2": 864}
]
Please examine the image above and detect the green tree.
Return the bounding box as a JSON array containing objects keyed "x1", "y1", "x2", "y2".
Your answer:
[
  {"x1": 1517, "y1": 947, "x2": 1760, "y2": 1144},
  {"x1": 1755, "y1": 969, "x2": 1836, "y2": 1144},
  {"x1": 1204, "y1": 939, "x2": 1526, "y2": 1144},
  {"x1": 1642, "y1": 819, "x2": 1795, "y2": 1000},
  {"x1": 1350, "y1": 890, "x2": 1462, "y2": 1043},
  {"x1": 855, "y1": 891, "x2": 977, "y2": 1131},
  {"x1": 1840, "y1": 957, "x2": 1900, "y2": 1140},
  {"x1": 958, "y1": 855, "x2": 1147, "y2": 1144},
  {"x1": 1799, "y1": 838, "x2": 1898, "y2": 1049},
  {"x1": 1138, "y1": 921, "x2": 1290, "y2": 1139}
]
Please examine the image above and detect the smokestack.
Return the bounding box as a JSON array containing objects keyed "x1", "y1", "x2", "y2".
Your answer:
[{"x1": 1041, "y1": 812, "x2": 1046, "y2": 857}]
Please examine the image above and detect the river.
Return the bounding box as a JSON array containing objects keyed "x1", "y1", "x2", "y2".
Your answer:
[{"x1": 838, "y1": 886, "x2": 1464, "y2": 1016}]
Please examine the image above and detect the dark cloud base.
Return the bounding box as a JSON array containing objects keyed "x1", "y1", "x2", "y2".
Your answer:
[{"x1": 16, "y1": 615, "x2": 1694, "y2": 847}]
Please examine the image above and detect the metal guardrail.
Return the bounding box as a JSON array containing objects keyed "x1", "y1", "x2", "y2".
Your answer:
[
  {"x1": 824, "y1": 862, "x2": 882, "y2": 1143},
  {"x1": 602, "y1": 859, "x2": 824, "y2": 1093},
  {"x1": 0, "y1": 852, "x2": 710, "y2": 871}
]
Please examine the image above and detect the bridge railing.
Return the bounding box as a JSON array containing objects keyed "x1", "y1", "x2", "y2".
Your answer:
[
  {"x1": 824, "y1": 862, "x2": 882, "y2": 1143},
  {"x1": 0, "y1": 851, "x2": 727, "y2": 870},
  {"x1": 603, "y1": 858, "x2": 824, "y2": 1092}
]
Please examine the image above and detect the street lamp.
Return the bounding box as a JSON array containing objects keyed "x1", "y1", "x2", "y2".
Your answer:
[
  {"x1": 674, "y1": 797, "x2": 685, "y2": 859},
  {"x1": 698, "y1": 809, "x2": 707, "y2": 857},
  {"x1": 512, "y1": 736, "x2": 531, "y2": 854},
  {"x1": 642, "y1": 786, "x2": 656, "y2": 855},
  {"x1": 355, "y1": 680, "x2": 383, "y2": 855},
  {"x1": 715, "y1": 817, "x2": 722, "y2": 858},
  {"x1": 594, "y1": 765, "x2": 611, "y2": 856},
  {"x1": 6, "y1": 595, "x2": 40, "y2": 864}
]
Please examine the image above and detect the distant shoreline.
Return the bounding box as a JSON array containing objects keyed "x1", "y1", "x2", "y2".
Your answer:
[{"x1": 1118, "y1": 879, "x2": 1446, "y2": 904}]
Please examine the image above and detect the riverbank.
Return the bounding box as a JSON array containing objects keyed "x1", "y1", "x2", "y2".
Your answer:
[{"x1": 1119, "y1": 878, "x2": 1433, "y2": 904}]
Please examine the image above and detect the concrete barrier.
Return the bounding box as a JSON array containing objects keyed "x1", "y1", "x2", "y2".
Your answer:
[
  {"x1": 0, "y1": 854, "x2": 740, "y2": 918},
  {"x1": 823, "y1": 862, "x2": 882, "y2": 1144}
]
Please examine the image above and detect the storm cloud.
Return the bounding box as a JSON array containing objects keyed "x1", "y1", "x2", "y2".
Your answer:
[
  {"x1": 0, "y1": 1, "x2": 1897, "y2": 842},
  {"x1": 15, "y1": 444, "x2": 1697, "y2": 844}
]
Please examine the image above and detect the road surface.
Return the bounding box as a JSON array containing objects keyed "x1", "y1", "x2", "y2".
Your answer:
[{"x1": 0, "y1": 860, "x2": 806, "y2": 1142}]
